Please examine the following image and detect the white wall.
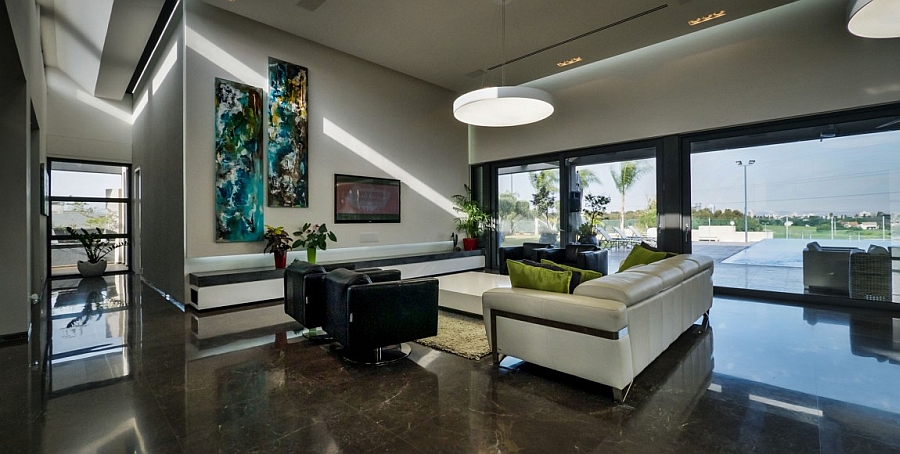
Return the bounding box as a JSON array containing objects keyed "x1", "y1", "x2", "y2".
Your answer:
[
  {"x1": 2, "y1": 0, "x2": 46, "y2": 337},
  {"x1": 45, "y1": 67, "x2": 132, "y2": 162},
  {"x1": 470, "y1": 0, "x2": 900, "y2": 163},
  {"x1": 132, "y1": 8, "x2": 186, "y2": 302},
  {"x1": 183, "y1": 1, "x2": 468, "y2": 260}
]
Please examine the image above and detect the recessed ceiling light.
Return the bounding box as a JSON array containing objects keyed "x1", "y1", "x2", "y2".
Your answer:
[
  {"x1": 556, "y1": 57, "x2": 583, "y2": 68},
  {"x1": 689, "y1": 10, "x2": 726, "y2": 26}
]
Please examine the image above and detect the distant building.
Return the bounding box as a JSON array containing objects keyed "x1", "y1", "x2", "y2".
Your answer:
[
  {"x1": 857, "y1": 211, "x2": 872, "y2": 217},
  {"x1": 842, "y1": 221, "x2": 860, "y2": 229},
  {"x1": 860, "y1": 222, "x2": 878, "y2": 230}
]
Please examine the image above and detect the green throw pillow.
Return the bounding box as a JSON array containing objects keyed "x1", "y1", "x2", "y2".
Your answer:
[
  {"x1": 540, "y1": 259, "x2": 604, "y2": 282},
  {"x1": 618, "y1": 244, "x2": 668, "y2": 272},
  {"x1": 506, "y1": 259, "x2": 571, "y2": 294}
]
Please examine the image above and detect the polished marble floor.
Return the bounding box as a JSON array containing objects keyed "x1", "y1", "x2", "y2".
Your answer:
[{"x1": 2, "y1": 274, "x2": 900, "y2": 453}]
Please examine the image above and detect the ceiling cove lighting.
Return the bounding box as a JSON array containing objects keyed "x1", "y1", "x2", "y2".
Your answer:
[
  {"x1": 453, "y1": 1, "x2": 554, "y2": 127},
  {"x1": 556, "y1": 56, "x2": 583, "y2": 68},
  {"x1": 688, "y1": 10, "x2": 726, "y2": 26},
  {"x1": 848, "y1": 0, "x2": 900, "y2": 38}
]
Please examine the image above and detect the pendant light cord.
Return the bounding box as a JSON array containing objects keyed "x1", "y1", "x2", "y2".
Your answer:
[{"x1": 500, "y1": 0, "x2": 506, "y2": 86}]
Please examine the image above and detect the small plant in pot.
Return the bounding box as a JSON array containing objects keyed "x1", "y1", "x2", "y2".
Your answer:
[
  {"x1": 452, "y1": 184, "x2": 493, "y2": 251},
  {"x1": 292, "y1": 223, "x2": 337, "y2": 264},
  {"x1": 263, "y1": 225, "x2": 293, "y2": 269},
  {"x1": 65, "y1": 226, "x2": 126, "y2": 277}
]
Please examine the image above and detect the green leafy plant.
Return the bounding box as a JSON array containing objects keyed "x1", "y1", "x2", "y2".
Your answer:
[
  {"x1": 292, "y1": 223, "x2": 337, "y2": 251},
  {"x1": 65, "y1": 227, "x2": 126, "y2": 263},
  {"x1": 263, "y1": 225, "x2": 293, "y2": 253},
  {"x1": 577, "y1": 222, "x2": 595, "y2": 236},
  {"x1": 582, "y1": 193, "x2": 611, "y2": 231},
  {"x1": 452, "y1": 184, "x2": 494, "y2": 238}
]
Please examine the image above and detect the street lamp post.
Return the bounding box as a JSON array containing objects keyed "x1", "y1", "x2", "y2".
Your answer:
[{"x1": 736, "y1": 160, "x2": 755, "y2": 243}]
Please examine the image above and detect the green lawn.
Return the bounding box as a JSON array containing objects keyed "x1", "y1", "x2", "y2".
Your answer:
[{"x1": 762, "y1": 225, "x2": 890, "y2": 241}]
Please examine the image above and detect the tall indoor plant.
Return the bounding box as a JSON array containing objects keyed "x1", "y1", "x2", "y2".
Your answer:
[
  {"x1": 292, "y1": 223, "x2": 337, "y2": 264},
  {"x1": 65, "y1": 226, "x2": 126, "y2": 277},
  {"x1": 452, "y1": 184, "x2": 493, "y2": 251},
  {"x1": 577, "y1": 193, "x2": 611, "y2": 245},
  {"x1": 263, "y1": 225, "x2": 293, "y2": 269}
]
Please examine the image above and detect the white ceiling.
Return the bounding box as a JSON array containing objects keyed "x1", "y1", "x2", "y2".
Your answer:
[
  {"x1": 199, "y1": 0, "x2": 800, "y2": 94},
  {"x1": 38, "y1": 0, "x2": 165, "y2": 101},
  {"x1": 34, "y1": 0, "x2": 801, "y2": 101}
]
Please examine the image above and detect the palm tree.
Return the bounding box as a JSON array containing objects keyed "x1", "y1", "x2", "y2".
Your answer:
[
  {"x1": 577, "y1": 169, "x2": 600, "y2": 191},
  {"x1": 528, "y1": 170, "x2": 559, "y2": 193},
  {"x1": 610, "y1": 161, "x2": 651, "y2": 230}
]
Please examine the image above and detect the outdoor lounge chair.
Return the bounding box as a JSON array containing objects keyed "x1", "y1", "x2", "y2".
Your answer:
[{"x1": 596, "y1": 227, "x2": 629, "y2": 249}]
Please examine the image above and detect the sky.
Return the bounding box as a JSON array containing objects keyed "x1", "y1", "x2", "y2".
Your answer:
[
  {"x1": 500, "y1": 129, "x2": 900, "y2": 218},
  {"x1": 691, "y1": 130, "x2": 900, "y2": 217}
]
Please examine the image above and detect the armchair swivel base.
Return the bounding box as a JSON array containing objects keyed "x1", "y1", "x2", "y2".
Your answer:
[{"x1": 338, "y1": 343, "x2": 412, "y2": 365}]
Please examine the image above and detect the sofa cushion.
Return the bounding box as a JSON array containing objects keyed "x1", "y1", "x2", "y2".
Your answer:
[
  {"x1": 507, "y1": 259, "x2": 572, "y2": 294},
  {"x1": 541, "y1": 259, "x2": 603, "y2": 282},
  {"x1": 573, "y1": 271, "x2": 664, "y2": 306},
  {"x1": 618, "y1": 244, "x2": 668, "y2": 272},
  {"x1": 522, "y1": 260, "x2": 582, "y2": 293},
  {"x1": 627, "y1": 260, "x2": 685, "y2": 289},
  {"x1": 639, "y1": 241, "x2": 678, "y2": 258}
]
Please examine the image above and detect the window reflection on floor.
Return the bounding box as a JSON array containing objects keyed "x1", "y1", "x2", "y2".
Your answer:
[{"x1": 49, "y1": 275, "x2": 130, "y2": 393}]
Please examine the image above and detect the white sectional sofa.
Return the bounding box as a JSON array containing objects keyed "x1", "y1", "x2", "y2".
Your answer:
[{"x1": 482, "y1": 254, "x2": 713, "y2": 402}]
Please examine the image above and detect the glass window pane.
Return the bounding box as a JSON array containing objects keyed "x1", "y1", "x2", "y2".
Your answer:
[
  {"x1": 691, "y1": 125, "x2": 899, "y2": 303},
  {"x1": 497, "y1": 163, "x2": 561, "y2": 248},
  {"x1": 50, "y1": 201, "x2": 128, "y2": 235},
  {"x1": 572, "y1": 157, "x2": 656, "y2": 244},
  {"x1": 50, "y1": 162, "x2": 126, "y2": 198}
]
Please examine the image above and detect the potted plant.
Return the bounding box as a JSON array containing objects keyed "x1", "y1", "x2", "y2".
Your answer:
[
  {"x1": 264, "y1": 225, "x2": 293, "y2": 269},
  {"x1": 452, "y1": 184, "x2": 493, "y2": 251},
  {"x1": 292, "y1": 223, "x2": 337, "y2": 264},
  {"x1": 65, "y1": 226, "x2": 126, "y2": 277},
  {"x1": 578, "y1": 193, "x2": 611, "y2": 245}
]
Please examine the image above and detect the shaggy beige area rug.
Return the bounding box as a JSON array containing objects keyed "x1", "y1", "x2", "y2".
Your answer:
[{"x1": 416, "y1": 310, "x2": 491, "y2": 360}]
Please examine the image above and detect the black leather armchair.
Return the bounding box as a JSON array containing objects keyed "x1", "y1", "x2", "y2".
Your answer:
[
  {"x1": 284, "y1": 261, "x2": 329, "y2": 338},
  {"x1": 536, "y1": 244, "x2": 609, "y2": 276},
  {"x1": 802, "y1": 242, "x2": 863, "y2": 296},
  {"x1": 284, "y1": 261, "x2": 399, "y2": 339},
  {"x1": 499, "y1": 242, "x2": 553, "y2": 275},
  {"x1": 324, "y1": 268, "x2": 438, "y2": 364}
]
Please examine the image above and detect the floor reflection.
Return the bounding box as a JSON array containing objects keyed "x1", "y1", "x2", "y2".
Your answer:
[
  {"x1": 49, "y1": 275, "x2": 130, "y2": 393},
  {"x1": 12, "y1": 277, "x2": 900, "y2": 452}
]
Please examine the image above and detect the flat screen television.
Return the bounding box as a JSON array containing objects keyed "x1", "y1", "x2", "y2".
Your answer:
[{"x1": 334, "y1": 174, "x2": 401, "y2": 223}]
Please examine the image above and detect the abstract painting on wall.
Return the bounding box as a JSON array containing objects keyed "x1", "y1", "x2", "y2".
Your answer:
[
  {"x1": 214, "y1": 77, "x2": 265, "y2": 242},
  {"x1": 267, "y1": 57, "x2": 309, "y2": 207}
]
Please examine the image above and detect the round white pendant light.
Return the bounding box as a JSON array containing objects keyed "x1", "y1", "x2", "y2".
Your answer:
[
  {"x1": 453, "y1": 87, "x2": 554, "y2": 127},
  {"x1": 848, "y1": 0, "x2": 900, "y2": 38}
]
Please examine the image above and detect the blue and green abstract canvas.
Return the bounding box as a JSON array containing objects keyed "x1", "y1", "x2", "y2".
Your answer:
[
  {"x1": 214, "y1": 78, "x2": 265, "y2": 242},
  {"x1": 267, "y1": 57, "x2": 309, "y2": 207}
]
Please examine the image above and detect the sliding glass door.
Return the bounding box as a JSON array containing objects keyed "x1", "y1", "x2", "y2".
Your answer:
[
  {"x1": 496, "y1": 161, "x2": 562, "y2": 249},
  {"x1": 689, "y1": 112, "x2": 900, "y2": 303}
]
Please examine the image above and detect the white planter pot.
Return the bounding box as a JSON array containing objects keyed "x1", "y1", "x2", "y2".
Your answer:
[{"x1": 77, "y1": 260, "x2": 107, "y2": 278}]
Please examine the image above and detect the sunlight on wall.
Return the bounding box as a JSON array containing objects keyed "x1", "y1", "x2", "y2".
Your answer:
[
  {"x1": 75, "y1": 90, "x2": 133, "y2": 124},
  {"x1": 185, "y1": 26, "x2": 266, "y2": 88},
  {"x1": 151, "y1": 41, "x2": 178, "y2": 95},
  {"x1": 323, "y1": 118, "x2": 456, "y2": 216},
  {"x1": 132, "y1": 90, "x2": 149, "y2": 122}
]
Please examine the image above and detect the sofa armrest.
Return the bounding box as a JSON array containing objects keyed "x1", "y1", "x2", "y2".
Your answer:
[{"x1": 482, "y1": 288, "x2": 628, "y2": 340}]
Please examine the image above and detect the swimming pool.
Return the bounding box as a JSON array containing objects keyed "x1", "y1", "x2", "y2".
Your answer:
[{"x1": 721, "y1": 239, "x2": 896, "y2": 267}]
